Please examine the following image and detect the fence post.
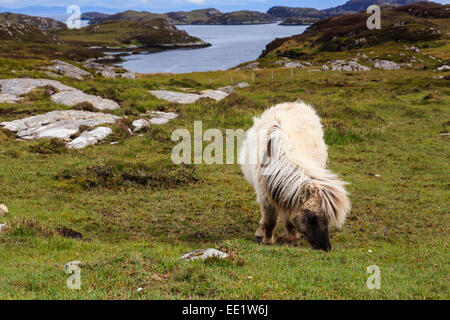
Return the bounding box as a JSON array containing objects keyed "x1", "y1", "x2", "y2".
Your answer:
[
  {"x1": 291, "y1": 68, "x2": 293, "y2": 80},
  {"x1": 252, "y1": 72, "x2": 255, "y2": 84}
]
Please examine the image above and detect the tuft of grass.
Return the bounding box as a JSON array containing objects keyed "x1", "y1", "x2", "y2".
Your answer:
[{"x1": 28, "y1": 138, "x2": 67, "y2": 154}]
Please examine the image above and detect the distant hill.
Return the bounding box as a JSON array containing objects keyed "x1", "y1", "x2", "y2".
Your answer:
[
  {"x1": 260, "y1": 2, "x2": 449, "y2": 58},
  {"x1": 81, "y1": 8, "x2": 276, "y2": 25},
  {"x1": 0, "y1": 12, "x2": 67, "y2": 30},
  {"x1": 268, "y1": 0, "x2": 429, "y2": 24},
  {"x1": 166, "y1": 8, "x2": 222, "y2": 24},
  {"x1": 323, "y1": 0, "x2": 426, "y2": 15},
  {"x1": 0, "y1": 22, "x2": 60, "y2": 42},
  {"x1": 267, "y1": 7, "x2": 327, "y2": 20},
  {"x1": 57, "y1": 18, "x2": 210, "y2": 48}
]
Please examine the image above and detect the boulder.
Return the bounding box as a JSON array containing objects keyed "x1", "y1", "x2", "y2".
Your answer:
[
  {"x1": 132, "y1": 119, "x2": 150, "y2": 132},
  {"x1": 373, "y1": 60, "x2": 400, "y2": 70},
  {"x1": 47, "y1": 60, "x2": 92, "y2": 80},
  {"x1": 120, "y1": 72, "x2": 136, "y2": 80},
  {"x1": 235, "y1": 82, "x2": 249, "y2": 89},
  {"x1": 0, "y1": 223, "x2": 7, "y2": 232},
  {"x1": 66, "y1": 127, "x2": 113, "y2": 149},
  {"x1": 218, "y1": 85, "x2": 235, "y2": 94},
  {"x1": 100, "y1": 68, "x2": 116, "y2": 79}
]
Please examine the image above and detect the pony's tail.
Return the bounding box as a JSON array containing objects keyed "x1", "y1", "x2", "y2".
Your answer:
[{"x1": 260, "y1": 125, "x2": 351, "y2": 228}]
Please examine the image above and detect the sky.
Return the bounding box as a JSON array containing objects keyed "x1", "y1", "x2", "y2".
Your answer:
[{"x1": 0, "y1": 0, "x2": 448, "y2": 12}]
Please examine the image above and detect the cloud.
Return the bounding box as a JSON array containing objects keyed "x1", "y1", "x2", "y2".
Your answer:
[{"x1": 186, "y1": 0, "x2": 205, "y2": 4}]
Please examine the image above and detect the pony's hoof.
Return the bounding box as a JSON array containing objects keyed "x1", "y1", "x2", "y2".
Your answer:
[{"x1": 255, "y1": 236, "x2": 263, "y2": 244}]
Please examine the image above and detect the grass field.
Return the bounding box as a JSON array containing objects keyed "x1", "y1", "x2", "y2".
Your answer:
[{"x1": 0, "y1": 55, "x2": 449, "y2": 299}]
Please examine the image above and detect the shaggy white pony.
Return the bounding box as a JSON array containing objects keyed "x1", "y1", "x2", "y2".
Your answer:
[{"x1": 239, "y1": 102, "x2": 351, "y2": 251}]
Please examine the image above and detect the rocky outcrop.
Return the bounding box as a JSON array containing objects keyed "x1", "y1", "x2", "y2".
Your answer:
[
  {"x1": 327, "y1": 60, "x2": 371, "y2": 71},
  {"x1": 236, "y1": 62, "x2": 260, "y2": 70},
  {"x1": 51, "y1": 91, "x2": 120, "y2": 111},
  {"x1": 148, "y1": 111, "x2": 178, "y2": 125},
  {"x1": 82, "y1": 58, "x2": 135, "y2": 79},
  {"x1": 0, "y1": 78, "x2": 75, "y2": 96},
  {"x1": 0, "y1": 110, "x2": 120, "y2": 147},
  {"x1": 149, "y1": 89, "x2": 229, "y2": 104},
  {"x1": 0, "y1": 93, "x2": 21, "y2": 103},
  {"x1": 0, "y1": 78, "x2": 120, "y2": 110},
  {"x1": 0, "y1": 12, "x2": 67, "y2": 30},
  {"x1": 47, "y1": 60, "x2": 93, "y2": 80},
  {"x1": 66, "y1": 127, "x2": 113, "y2": 149},
  {"x1": 275, "y1": 59, "x2": 306, "y2": 68},
  {"x1": 373, "y1": 60, "x2": 400, "y2": 70}
]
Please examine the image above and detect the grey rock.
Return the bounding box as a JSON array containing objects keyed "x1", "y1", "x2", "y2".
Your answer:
[
  {"x1": 148, "y1": 111, "x2": 178, "y2": 125},
  {"x1": 66, "y1": 127, "x2": 112, "y2": 149},
  {"x1": 275, "y1": 59, "x2": 305, "y2": 68},
  {"x1": 436, "y1": 65, "x2": 450, "y2": 71},
  {"x1": 0, "y1": 110, "x2": 120, "y2": 142},
  {"x1": 51, "y1": 91, "x2": 120, "y2": 110},
  {"x1": 149, "y1": 90, "x2": 202, "y2": 104},
  {"x1": 149, "y1": 89, "x2": 229, "y2": 104},
  {"x1": 180, "y1": 248, "x2": 228, "y2": 260},
  {"x1": 200, "y1": 89, "x2": 229, "y2": 101},
  {"x1": 120, "y1": 72, "x2": 136, "y2": 79},
  {"x1": 47, "y1": 60, "x2": 92, "y2": 80},
  {"x1": 330, "y1": 60, "x2": 370, "y2": 71},
  {"x1": 0, "y1": 78, "x2": 120, "y2": 110},
  {"x1": 0, "y1": 78, "x2": 76, "y2": 96},
  {"x1": 132, "y1": 119, "x2": 150, "y2": 132},
  {"x1": 100, "y1": 68, "x2": 116, "y2": 79},
  {"x1": 0, "y1": 93, "x2": 21, "y2": 103},
  {"x1": 237, "y1": 61, "x2": 260, "y2": 70},
  {"x1": 235, "y1": 82, "x2": 250, "y2": 89},
  {"x1": 373, "y1": 60, "x2": 400, "y2": 70},
  {"x1": 218, "y1": 85, "x2": 235, "y2": 94}
]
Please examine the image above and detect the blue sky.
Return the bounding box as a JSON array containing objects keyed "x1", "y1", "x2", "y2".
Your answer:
[{"x1": 0, "y1": 0, "x2": 448, "y2": 12}]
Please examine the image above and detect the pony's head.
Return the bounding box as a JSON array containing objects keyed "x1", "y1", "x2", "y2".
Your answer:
[{"x1": 291, "y1": 185, "x2": 334, "y2": 251}]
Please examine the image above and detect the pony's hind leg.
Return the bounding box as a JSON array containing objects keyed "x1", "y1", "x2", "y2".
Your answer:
[{"x1": 255, "y1": 201, "x2": 278, "y2": 245}]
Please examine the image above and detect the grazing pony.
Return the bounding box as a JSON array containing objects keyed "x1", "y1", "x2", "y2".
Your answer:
[{"x1": 239, "y1": 102, "x2": 351, "y2": 251}]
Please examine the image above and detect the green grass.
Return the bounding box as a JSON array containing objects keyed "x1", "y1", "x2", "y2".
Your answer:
[{"x1": 0, "y1": 57, "x2": 449, "y2": 299}]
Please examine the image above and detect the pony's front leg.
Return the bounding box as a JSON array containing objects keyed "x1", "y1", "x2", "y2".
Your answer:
[{"x1": 255, "y1": 201, "x2": 278, "y2": 245}]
